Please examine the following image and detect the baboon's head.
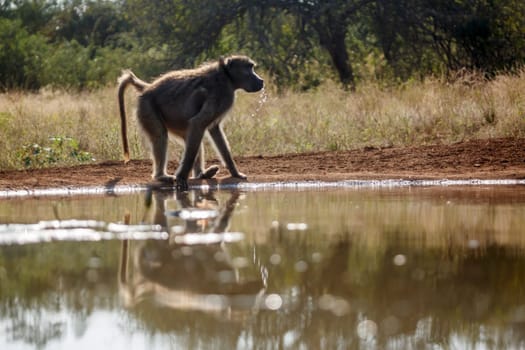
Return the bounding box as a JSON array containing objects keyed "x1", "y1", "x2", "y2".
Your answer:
[{"x1": 222, "y1": 56, "x2": 264, "y2": 93}]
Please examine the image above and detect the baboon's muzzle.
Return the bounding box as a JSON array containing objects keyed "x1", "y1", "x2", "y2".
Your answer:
[{"x1": 247, "y1": 76, "x2": 264, "y2": 92}]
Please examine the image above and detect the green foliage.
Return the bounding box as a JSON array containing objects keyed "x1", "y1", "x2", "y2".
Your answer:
[
  {"x1": 38, "y1": 40, "x2": 90, "y2": 89},
  {"x1": 216, "y1": 10, "x2": 328, "y2": 90},
  {"x1": 0, "y1": 18, "x2": 48, "y2": 89},
  {"x1": 0, "y1": 0, "x2": 524, "y2": 90},
  {"x1": 16, "y1": 136, "x2": 94, "y2": 168},
  {"x1": 371, "y1": 0, "x2": 525, "y2": 78},
  {"x1": 50, "y1": 0, "x2": 130, "y2": 47}
]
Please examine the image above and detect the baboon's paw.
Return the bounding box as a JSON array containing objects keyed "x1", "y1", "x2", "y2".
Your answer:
[
  {"x1": 175, "y1": 178, "x2": 189, "y2": 192},
  {"x1": 231, "y1": 171, "x2": 247, "y2": 180},
  {"x1": 196, "y1": 165, "x2": 220, "y2": 179}
]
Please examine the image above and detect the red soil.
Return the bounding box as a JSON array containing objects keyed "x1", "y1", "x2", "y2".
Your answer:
[{"x1": 1, "y1": 138, "x2": 524, "y2": 192}]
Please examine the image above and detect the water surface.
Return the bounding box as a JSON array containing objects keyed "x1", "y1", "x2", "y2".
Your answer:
[{"x1": 1, "y1": 186, "x2": 525, "y2": 349}]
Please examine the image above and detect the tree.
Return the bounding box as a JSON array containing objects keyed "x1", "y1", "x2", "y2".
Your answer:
[
  {"x1": 239, "y1": 0, "x2": 373, "y2": 89},
  {"x1": 125, "y1": 0, "x2": 372, "y2": 88},
  {"x1": 0, "y1": 18, "x2": 47, "y2": 89},
  {"x1": 371, "y1": 0, "x2": 525, "y2": 77},
  {"x1": 219, "y1": 7, "x2": 325, "y2": 90},
  {"x1": 269, "y1": 0, "x2": 373, "y2": 89},
  {"x1": 50, "y1": 0, "x2": 130, "y2": 47},
  {"x1": 124, "y1": 0, "x2": 242, "y2": 68}
]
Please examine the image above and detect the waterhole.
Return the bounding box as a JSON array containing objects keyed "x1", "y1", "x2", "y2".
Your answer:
[{"x1": 1, "y1": 185, "x2": 525, "y2": 349}]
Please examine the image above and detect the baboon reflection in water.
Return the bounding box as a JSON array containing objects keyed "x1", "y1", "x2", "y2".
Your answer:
[{"x1": 119, "y1": 190, "x2": 265, "y2": 313}]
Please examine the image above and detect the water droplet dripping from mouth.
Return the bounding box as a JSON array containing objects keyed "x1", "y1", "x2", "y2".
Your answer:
[{"x1": 250, "y1": 87, "x2": 268, "y2": 118}]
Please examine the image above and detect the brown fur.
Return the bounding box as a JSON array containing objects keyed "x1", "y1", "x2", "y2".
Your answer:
[{"x1": 117, "y1": 55, "x2": 264, "y2": 190}]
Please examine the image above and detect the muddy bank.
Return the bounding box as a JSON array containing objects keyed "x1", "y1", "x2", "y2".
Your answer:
[{"x1": 1, "y1": 138, "x2": 524, "y2": 192}]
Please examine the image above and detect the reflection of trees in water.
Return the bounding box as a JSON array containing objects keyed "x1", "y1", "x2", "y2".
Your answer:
[
  {"x1": 121, "y1": 191, "x2": 525, "y2": 349},
  {"x1": 0, "y1": 240, "x2": 121, "y2": 347},
  {"x1": 251, "y1": 241, "x2": 525, "y2": 349}
]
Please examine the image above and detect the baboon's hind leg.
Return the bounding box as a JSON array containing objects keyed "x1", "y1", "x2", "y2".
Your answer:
[
  {"x1": 192, "y1": 144, "x2": 219, "y2": 180},
  {"x1": 137, "y1": 102, "x2": 173, "y2": 183}
]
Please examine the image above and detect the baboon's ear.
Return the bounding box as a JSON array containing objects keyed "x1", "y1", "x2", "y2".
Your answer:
[{"x1": 219, "y1": 56, "x2": 229, "y2": 68}]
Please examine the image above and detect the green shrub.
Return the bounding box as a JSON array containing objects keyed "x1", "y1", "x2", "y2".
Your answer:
[
  {"x1": 16, "y1": 136, "x2": 94, "y2": 168},
  {"x1": 0, "y1": 18, "x2": 48, "y2": 90}
]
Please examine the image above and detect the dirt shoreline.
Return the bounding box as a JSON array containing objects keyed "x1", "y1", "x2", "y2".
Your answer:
[{"x1": 1, "y1": 138, "x2": 524, "y2": 193}]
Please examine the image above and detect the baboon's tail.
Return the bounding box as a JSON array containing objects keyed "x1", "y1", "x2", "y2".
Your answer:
[{"x1": 117, "y1": 70, "x2": 149, "y2": 163}]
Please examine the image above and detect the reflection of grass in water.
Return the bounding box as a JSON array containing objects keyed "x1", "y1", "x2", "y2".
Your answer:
[
  {"x1": 234, "y1": 189, "x2": 525, "y2": 249},
  {"x1": 1, "y1": 68, "x2": 525, "y2": 170}
]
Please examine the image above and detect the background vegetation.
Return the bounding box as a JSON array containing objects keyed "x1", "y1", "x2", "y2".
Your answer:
[
  {"x1": 1, "y1": 0, "x2": 525, "y2": 169},
  {"x1": 2, "y1": 71, "x2": 524, "y2": 170},
  {"x1": 1, "y1": 0, "x2": 525, "y2": 90}
]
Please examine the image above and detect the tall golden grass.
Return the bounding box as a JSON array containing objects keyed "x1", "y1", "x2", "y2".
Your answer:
[{"x1": 1, "y1": 69, "x2": 524, "y2": 170}]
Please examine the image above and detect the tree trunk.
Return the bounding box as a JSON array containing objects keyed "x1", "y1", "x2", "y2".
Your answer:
[{"x1": 321, "y1": 30, "x2": 356, "y2": 90}]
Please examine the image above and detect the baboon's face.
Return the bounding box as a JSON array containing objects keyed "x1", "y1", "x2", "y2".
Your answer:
[{"x1": 227, "y1": 58, "x2": 264, "y2": 93}]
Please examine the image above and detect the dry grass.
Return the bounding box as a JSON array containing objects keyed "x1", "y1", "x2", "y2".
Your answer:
[
  {"x1": 228, "y1": 69, "x2": 525, "y2": 154},
  {"x1": 1, "y1": 69, "x2": 525, "y2": 170},
  {"x1": 0, "y1": 88, "x2": 144, "y2": 169}
]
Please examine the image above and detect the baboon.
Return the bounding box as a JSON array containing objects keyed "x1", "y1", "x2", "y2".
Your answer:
[{"x1": 117, "y1": 55, "x2": 264, "y2": 190}]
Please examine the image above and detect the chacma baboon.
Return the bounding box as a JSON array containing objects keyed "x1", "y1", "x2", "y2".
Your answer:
[{"x1": 117, "y1": 55, "x2": 264, "y2": 190}]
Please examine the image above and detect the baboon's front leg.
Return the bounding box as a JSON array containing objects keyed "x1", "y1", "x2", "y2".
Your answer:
[{"x1": 208, "y1": 124, "x2": 246, "y2": 179}]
